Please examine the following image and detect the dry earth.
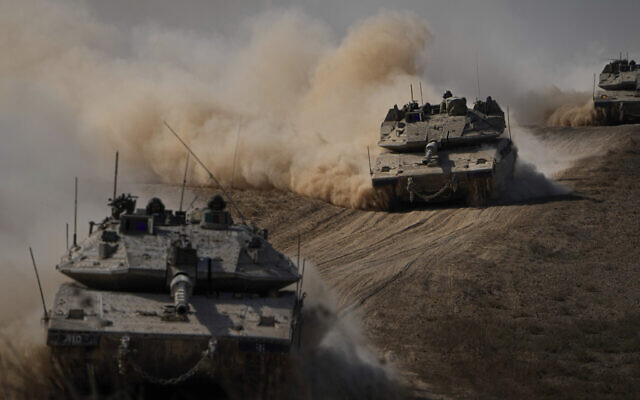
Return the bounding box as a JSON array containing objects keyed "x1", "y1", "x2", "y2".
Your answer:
[
  {"x1": 222, "y1": 124, "x2": 640, "y2": 399},
  {"x1": 1, "y1": 125, "x2": 638, "y2": 399}
]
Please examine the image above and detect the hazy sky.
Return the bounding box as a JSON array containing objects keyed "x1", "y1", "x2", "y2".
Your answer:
[
  {"x1": 89, "y1": 0, "x2": 639, "y2": 53},
  {"x1": 86, "y1": 0, "x2": 640, "y2": 98}
]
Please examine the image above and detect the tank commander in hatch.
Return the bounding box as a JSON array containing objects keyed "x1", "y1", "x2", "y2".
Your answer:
[
  {"x1": 202, "y1": 194, "x2": 234, "y2": 227},
  {"x1": 440, "y1": 90, "x2": 453, "y2": 113},
  {"x1": 146, "y1": 197, "x2": 165, "y2": 216}
]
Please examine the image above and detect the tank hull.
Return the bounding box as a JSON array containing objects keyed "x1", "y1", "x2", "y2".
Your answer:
[
  {"x1": 372, "y1": 139, "x2": 516, "y2": 206},
  {"x1": 49, "y1": 335, "x2": 292, "y2": 399},
  {"x1": 594, "y1": 93, "x2": 640, "y2": 124},
  {"x1": 46, "y1": 283, "x2": 299, "y2": 399}
]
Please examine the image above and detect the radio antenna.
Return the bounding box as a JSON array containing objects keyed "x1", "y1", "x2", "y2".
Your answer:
[
  {"x1": 476, "y1": 58, "x2": 481, "y2": 101},
  {"x1": 179, "y1": 151, "x2": 190, "y2": 212},
  {"x1": 163, "y1": 121, "x2": 246, "y2": 223},
  {"x1": 112, "y1": 151, "x2": 119, "y2": 200},
  {"x1": 29, "y1": 247, "x2": 48, "y2": 320},
  {"x1": 419, "y1": 82, "x2": 424, "y2": 104},
  {"x1": 367, "y1": 146, "x2": 373, "y2": 176},
  {"x1": 507, "y1": 106, "x2": 512, "y2": 141},
  {"x1": 73, "y1": 177, "x2": 78, "y2": 247},
  {"x1": 410, "y1": 84, "x2": 414, "y2": 102},
  {"x1": 230, "y1": 121, "x2": 242, "y2": 189},
  {"x1": 298, "y1": 259, "x2": 306, "y2": 298}
]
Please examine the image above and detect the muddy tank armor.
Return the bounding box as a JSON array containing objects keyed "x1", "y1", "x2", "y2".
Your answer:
[
  {"x1": 372, "y1": 92, "x2": 517, "y2": 206},
  {"x1": 593, "y1": 57, "x2": 640, "y2": 124},
  {"x1": 46, "y1": 192, "x2": 303, "y2": 397}
]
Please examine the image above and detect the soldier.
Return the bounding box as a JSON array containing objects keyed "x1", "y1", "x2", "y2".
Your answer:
[
  {"x1": 202, "y1": 195, "x2": 234, "y2": 227},
  {"x1": 440, "y1": 90, "x2": 453, "y2": 113},
  {"x1": 146, "y1": 197, "x2": 165, "y2": 216}
]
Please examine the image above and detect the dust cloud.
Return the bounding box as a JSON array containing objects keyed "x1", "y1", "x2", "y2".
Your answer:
[
  {"x1": 2, "y1": 0, "x2": 600, "y2": 211},
  {"x1": 292, "y1": 264, "x2": 402, "y2": 399},
  {"x1": 512, "y1": 87, "x2": 602, "y2": 127},
  {"x1": 1, "y1": 0, "x2": 434, "y2": 210},
  {"x1": 547, "y1": 99, "x2": 603, "y2": 127}
]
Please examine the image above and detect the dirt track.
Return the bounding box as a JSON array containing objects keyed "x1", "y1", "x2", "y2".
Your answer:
[
  {"x1": 221, "y1": 124, "x2": 640, "y2": 399},
  {"x1": 2, "y1": 125, "x2": 637, "y2": 399}
]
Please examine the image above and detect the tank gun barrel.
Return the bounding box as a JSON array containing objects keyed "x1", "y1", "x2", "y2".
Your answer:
[
  {"x1": 170, "y1": 274, "x2": 193, "y2": 315},
  {"x1": 422, "y1": 141, "x2": 438, "y2": 164}
]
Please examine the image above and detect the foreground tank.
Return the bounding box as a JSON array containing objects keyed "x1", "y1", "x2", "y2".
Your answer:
[
  {"x1": 46, "y1": 193, "x2": 303, "y2": 398},
  {"x1": 593, "y1": 57, "x2": 640, "y2": 124},
  {"x1": 372, "y1": 93, "x2": 516, "y2": 207}
]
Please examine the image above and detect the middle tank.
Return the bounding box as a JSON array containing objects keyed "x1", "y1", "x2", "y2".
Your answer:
[{"x1": 372, "y1": 91, "x2": 517, "y2": 207}]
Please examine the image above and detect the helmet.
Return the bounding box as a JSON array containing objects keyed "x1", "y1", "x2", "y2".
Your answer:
[
  {"x1": 145, "y1": 197, "x2": 165, "y2": 215},
  {"x1": 207, "y1": 195, "x2": 226, "y2": 211}
]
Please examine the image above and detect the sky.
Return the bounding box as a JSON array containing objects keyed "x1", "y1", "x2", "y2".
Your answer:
[{"x1": 88, "y1": 0, "x2": 640, "y2": 96}]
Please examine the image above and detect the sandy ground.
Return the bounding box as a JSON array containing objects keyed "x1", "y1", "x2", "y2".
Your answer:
[
  {"x1": 2, "y1": 124, "x2": 638, "y2": 399},
  {"x1": 218, "y1": 124, "x2": 640, "y2": 399}
]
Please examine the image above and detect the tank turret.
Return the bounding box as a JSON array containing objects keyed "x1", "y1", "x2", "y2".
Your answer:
[
  {"x1": 57, "y1": 193, "x2": 299, "y2": 295},
  {"x1": 372, "y1": 91, "x2": 516, "y2": 206},
  {"x1": 46, "y1": 189, "x2": 304, "y2": 393},
  {"x1": 594, "y1": 56, "x2": 640, "y2": 124}
]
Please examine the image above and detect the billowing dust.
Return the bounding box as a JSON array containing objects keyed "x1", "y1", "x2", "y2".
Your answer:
[
  {"x1": 513, "y1": 87, "x2": 603, "y2": 127},
  {"x1": 1, "y1": 0, "x2": 596, "y2": 210},
  {"x1": 547, "y1": 100, "x2": 604, "y2": 127},
  {"x1": 292, "y1": 264, "x2": 402, "y2": 399},
  {"x1": 1, "y1": 0, "x2": 436, "y2": 210}
]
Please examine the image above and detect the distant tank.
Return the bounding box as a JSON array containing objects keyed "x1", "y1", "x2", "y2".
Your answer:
[
  {"x1": 371, "y1": 92, "x2": 516, "y2": 207},
  {"x1": 593, "y1": 57, "x2": 640, "y2": 124},
  {"x1": 45, "y1": 190, "x2": 304, "y2": 398}
]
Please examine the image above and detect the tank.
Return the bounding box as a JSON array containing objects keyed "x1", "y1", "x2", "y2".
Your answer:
[
  {"x1": 45, "y1": 192, "x2": 304, "y2": 398},
  {"x1": 593, "y1": 57, "x2": 640, "y2": 124},
  {"x1": 371, "y1": 92, "x2": 516, "y2": 207}
]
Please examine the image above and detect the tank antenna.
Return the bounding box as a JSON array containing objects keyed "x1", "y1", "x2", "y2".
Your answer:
[
  {"x1": 367, "y1": 146, "x2": 373, "y2": 176},
  {"x1": 230, "y1": 121, "x2": 242, "y2": 189},
  {"x1": 296, "y1": 234, "x2": 301, "y2": 271},
  {"x1": 29, "y1": 247, "x2": 48, "y2": 321},
  {"x1": 163, "y1": 121, "x2": 247, "y2": 223},
  {"x1": 65, "y1": 223, "x2": 69, "y2": 250},
  {"x1": 419, "y1": 81, "x2": 424, "y2": 105},
  {"x1": 476, "y1": 57, "x2": 481, "y2": 101},
  {"x1": 410, "y1": 84, "x2": 414, "y2": 102},
  {"x1": 179, "y1": 151, "x2": 190, "y2": 212},
  {"x1": 73, "y1": 177, "x2": 78, "y2": 248},
  {"x1": 298, "y1": 258, "x2": 306, "y2": 298},
  {"x1": 507, "y1": 106, "x2": 512, "y2": 141},
  {"x1": 112, "y1": 151, "x2": 119, "y2": 200}
]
